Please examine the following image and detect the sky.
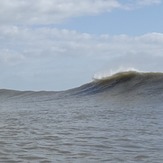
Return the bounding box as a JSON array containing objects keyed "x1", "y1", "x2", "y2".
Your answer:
[{"x1": 0, "y1": 0, "x2": 163, "y2": 91}]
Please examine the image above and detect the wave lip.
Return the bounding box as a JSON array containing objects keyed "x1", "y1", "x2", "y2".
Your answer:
[{"x1": 92, "y1": 71, "x2": 139, "y2": 82}]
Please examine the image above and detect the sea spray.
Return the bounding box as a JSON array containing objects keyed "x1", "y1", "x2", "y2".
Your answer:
[{"x1": 93, "y1": 67, "x2": 140, "y2": 80}]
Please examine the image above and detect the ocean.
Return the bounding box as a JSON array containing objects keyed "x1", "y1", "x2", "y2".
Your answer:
[{"x1": 0, "y1": 71, "x2": 163, "y2": 162}]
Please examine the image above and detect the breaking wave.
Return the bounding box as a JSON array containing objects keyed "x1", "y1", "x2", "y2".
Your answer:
[
  {"x1": 1, "y1": 71, "x2": 163, "y2": 99},
  {"x1": 73, "y1": 71, "x2": 163, "y2": 95}
]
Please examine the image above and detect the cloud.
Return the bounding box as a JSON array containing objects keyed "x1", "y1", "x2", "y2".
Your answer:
[
  {"x1": 0, "y1": 0, "x2": 121, "y2": 25},
  {"x1": 0, "y1": 0, "x2": 162, "y2": 90},
  {"x1": 1, "y1": 26, "x2": 163, "y2": 55},
  {"x1": 0, "y1": 49, "x2": 25, "y2": 64},
  {"x1": 0, "y1": 25, "x2": 163, "y2": 90},
  {"x1": 0, "y1": 0, "x2": 161, "y2": 25},
  {"x1": 1, "y1": 26, "x2": 163, "y2": 66},
  {"x1": 118, "y1": 0, "x2": 161, "y2": 10}
]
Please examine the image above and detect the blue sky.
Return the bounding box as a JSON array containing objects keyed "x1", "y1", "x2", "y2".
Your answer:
[
  {"x1": 56, "y1": 3, "x2": 163, "y2": 35},
  {"x1": 0, "y1": 0, "x2": 163, "y2": 90}
]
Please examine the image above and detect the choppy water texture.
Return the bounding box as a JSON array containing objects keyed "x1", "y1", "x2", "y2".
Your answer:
[{"x1": 0, "y1": 71, "x2": 163, "y2": 162}]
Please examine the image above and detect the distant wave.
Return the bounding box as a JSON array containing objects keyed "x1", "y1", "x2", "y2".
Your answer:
[{"x1": 73, "y1": 71, "x2": 163, "y2": 95}]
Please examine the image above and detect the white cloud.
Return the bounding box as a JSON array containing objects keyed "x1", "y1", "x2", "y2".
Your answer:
[
  {"x1": 0, "y1": 1, "x2": 162, "y2": 90},
  {"x1": 0, "y1": 26, "x2": 163, "y2": 66},
  {"x1": 0, "y1": 0, "x2": 121, "y2": 25},
  {"x1": 0, "y1": 26, "x2": 163, "y2": 90},
  {"x1": 0, "y1": 0, "x2": 161, "y2": 25},
  {"x1": 119, "y1": 0, "x2": 161, "y2": 10},
  {"x1": 1, "y1": 26, "x2": 163, "y2": 57}
]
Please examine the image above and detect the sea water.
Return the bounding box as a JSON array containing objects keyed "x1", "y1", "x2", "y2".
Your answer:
[{"x1": 0, "y1": 71, "x2": 163, "y2": 162}]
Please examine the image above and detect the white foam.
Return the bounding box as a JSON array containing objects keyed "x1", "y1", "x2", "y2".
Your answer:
[{"x1": 93, "y1": 67, "x2": 140, "y2": 80}]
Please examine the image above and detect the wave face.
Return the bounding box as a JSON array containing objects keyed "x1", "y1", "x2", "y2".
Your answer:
[{"x1": 72, "y1": 71, "x2": 163, "y2": 96}]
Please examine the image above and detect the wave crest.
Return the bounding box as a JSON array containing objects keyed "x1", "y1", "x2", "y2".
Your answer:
[
  {"x1": 92, "y1": 71, "x2": 139, "y2": 82},
  {"x1": 93, "y1": 68, "x2": 140, "y2": 81},
  {"x1": 75, "y1": 71, "x2": 163, "y2": 95}
]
